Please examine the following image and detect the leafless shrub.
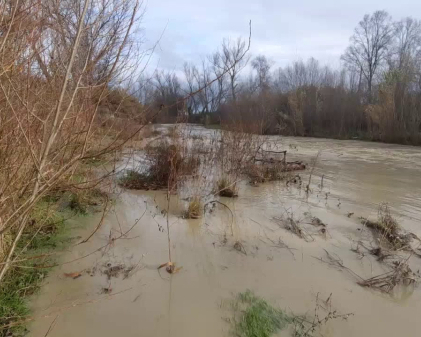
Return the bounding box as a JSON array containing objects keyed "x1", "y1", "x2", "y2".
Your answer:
[
  {"x1": 291, "y1": 293, "x2": 354, "y2": 337},
  {"x1": 0, "y1": 0, "x2": 142, "y2": 283}
]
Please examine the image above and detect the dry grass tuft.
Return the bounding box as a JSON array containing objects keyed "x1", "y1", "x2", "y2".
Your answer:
[
  {"x1": 184, "y1": 197, "x2": 202, "y2": 219},
  {"x1": 358, "y1": 260, "x2": 419, "y2": 294},
  {"x1": 361, "y1": 203, "x2": 408, "y2": 249},
  {"x1": 217, "y1": 177, "x2": 238, "y2": 198}
]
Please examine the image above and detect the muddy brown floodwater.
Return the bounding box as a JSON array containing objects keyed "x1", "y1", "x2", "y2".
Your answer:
[{"x1": 29, "y1": 128, "x2": 421, "y2": 337}]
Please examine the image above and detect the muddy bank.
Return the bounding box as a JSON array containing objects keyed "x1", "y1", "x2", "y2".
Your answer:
[{"x1": 28, "y1": 129, "x2": 421, "y2": 337}]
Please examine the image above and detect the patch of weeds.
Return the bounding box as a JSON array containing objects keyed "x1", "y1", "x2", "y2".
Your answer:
[
  {"x1": 245, "y1": 163, "x2": 304, "y2": 187},
  {"x1": 361, "y1": 203, "x2": 409, "y2": 249},
  {"x1": 357, "y1": 260, "x2": 419, "y2": 294},
  {"x1": 184, "y1": 197, "x2": 202, "y2": 219},
  {"x1": 118, "y1": 140, "x2": 199, "y2": 190},
  {"x1": 118, "y1": 169, "x2": 158, "y2": 190},
  {"x1": 217, "y1": 177, "x2": 238, "y2": 198},
  {"x1": 231, "y1": 290, "x2": 291, "y2": 337},
  {"x1": 69, "y1": 193, "x2": 88, "y2": 214},
  {"x1": 1, "y1": 206, "x2": 65, "y2": 336},
  {"x1": 1, "y1": 193, "x2": 102, "y2": 336},
  {"x1": 24, "y1": 202, "x2": 66, "y2": 251},
  {"x1": 227, "y1": 291, "x2": 353, "y2": 337},
  {"x1": 245, "y1": 163, "x2": 288, "y2": 184},
  {"x1": 0, "y1": 262, "x2": 48, "y2": 337},
  {"x1": 55, "y1": 188, "x2": 106, "y2": 215}
]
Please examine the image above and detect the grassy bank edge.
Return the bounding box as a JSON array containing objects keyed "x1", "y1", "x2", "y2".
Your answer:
[{"x1": 0, "y1": 190, "x2": 107, "y2": 337}]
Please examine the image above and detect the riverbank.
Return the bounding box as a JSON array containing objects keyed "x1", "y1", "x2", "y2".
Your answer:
[
  {"x1": 0, "y1": 177, "x2": 109, "y2": 337},
  {"x1": 203, "y1": 123, "x2": 421, "y2": 147}
]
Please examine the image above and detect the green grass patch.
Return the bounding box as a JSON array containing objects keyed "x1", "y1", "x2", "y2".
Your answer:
[
  {"x1": 0, "y1": 204, "x2": 67, "y2": 336},
  {"x1": 228, "y1": 291, "x2": 353, "y2": 337},
  {"x1": 231, "y1": 290, "x2": 292, "y2": 337}
]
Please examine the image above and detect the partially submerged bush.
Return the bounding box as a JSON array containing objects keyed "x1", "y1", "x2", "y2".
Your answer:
[
  {"x1": 119, "y1": 140, "x2": 199, "y2": 190},
  {"x1": 361, "y1": 203, "x2": 409, "y2": 249},
  {"x1": 184, "y1": 197, "x2": 202, "y2": 219},
  {"x1": 245, "y1": 163, "x2": 289, "y2": 184},
  {"x1": 217, "y1": 177, "x2": 238, "y2": 197},
  {"x1": 228, "y1": 290, "x2": 353, "y2": 337}
]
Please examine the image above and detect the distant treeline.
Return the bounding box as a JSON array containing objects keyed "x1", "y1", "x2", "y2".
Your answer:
[{"x1": 127, "y1": 10, "x2": 421, "y2": 145}]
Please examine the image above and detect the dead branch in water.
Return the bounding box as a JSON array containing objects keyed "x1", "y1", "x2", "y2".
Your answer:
[
  {"x1": 292, "y1": 294, "x2": 353, "y2": 336},
  {"x1": 357, "y1": 260, "x2": 419, "y2": 293},
  {"x1": 78, "y1": 195, "x2": 110, "y2": 244},
  {"x1": 261, "y1": 234, "x2": 297, "y2": 259},
  {"x1": 43, "y1": 316, "x2": 58, "y2": 337},
  {"x1": 273, "y1": 216, "x2": 314, "y2": 242},
  {"x1": 313, "y1": 250, "x2": 363, "y2": 281},
  {"x1": 314, "y1": 249, "x2": 419, "y2": 295},
  {"x1": 360, "y1": 203, "x2": 415, "y2": 250},
  {"x1": 291, "y1": 293, "x2": 354, "y2": 337}
]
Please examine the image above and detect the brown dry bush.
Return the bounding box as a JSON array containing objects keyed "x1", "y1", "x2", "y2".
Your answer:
[
  {"x1": 216, "y1": 176, "x2": 238, "y2": 198},
  {"x1": 184, "y1": 197, "x2": 203, "y2": 219},
  {"x1": 361, "y1": 203, "x2": 411, "y2": 249},
  {"x1": 119, "y1": 139, "x2": 200, "y2": 190},
  {"x1": 244, "y1": 162, "x2": 291, "y2": 184},
  {"x1": 358, "y1": 260, "x2": 419, "y2": 294}
]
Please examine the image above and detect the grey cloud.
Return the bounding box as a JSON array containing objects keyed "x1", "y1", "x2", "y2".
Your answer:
[{"x1": 141, "y1": 0, "x2": 421, "y2": 72}]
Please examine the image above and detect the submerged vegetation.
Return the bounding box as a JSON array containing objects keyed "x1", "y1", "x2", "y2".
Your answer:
[
  {"x1": 232, "y1": 291, "x2": 291, "y2": 337},
  {"x1": 361, "y1": 203, "x2": 413, "y2": 249},
  {"x1": 184, "y1": 197, "x2": 203, "y2": 219},
  {"x1": 119, "y1": 139, "x2": 200, "y2": 190},
  {"x1": 217, "y1": 177, "x2": 238, "y2": 198},
  {"x1": 229, "y1": 291, "x2": 353, "y2": 337}
]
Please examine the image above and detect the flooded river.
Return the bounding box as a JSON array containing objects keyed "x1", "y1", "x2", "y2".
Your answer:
[{"x1": 29, "y1": 129, "x2": 421, "y2": 337}]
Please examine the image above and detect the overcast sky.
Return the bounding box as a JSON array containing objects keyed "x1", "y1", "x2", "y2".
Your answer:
[{"x1": 141, "y1": 0, "x2": 421, "y2": 73}]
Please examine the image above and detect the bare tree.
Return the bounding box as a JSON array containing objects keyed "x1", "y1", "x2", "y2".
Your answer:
[
  {"x1": 342, "y1": 10, "x2": 395, "y2": 102},
  {"x1": 213, "y1": 37, "x2": 250, "y2": 102},
  {"x1": 251, "y1": 55, "x2": 273, "y2": 93},
  {"x1": 390, "y1": 17, "x2": 421, "y2": 83}
]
